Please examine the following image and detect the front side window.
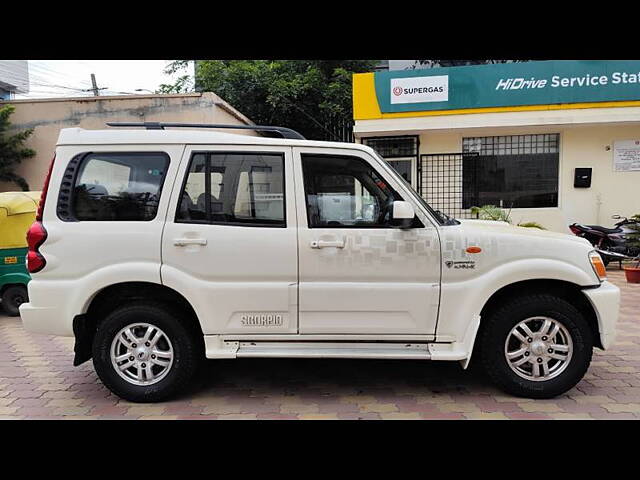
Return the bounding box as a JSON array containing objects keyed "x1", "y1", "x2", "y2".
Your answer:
[
  {"x1": 462, "y1": 134, "x2": 559, "y2": 208},
  {"x1": 176, "y1": 152, "x2": 285, "y2": 227},
  {"x1": 302, "y1": 154, "x2": 403, "y2": 228},
  {"x1": 71, "y1": 152, "x2": 169, "y2": 221}
]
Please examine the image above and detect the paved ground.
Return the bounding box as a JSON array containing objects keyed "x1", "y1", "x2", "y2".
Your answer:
[{"x1": 1, "y1": 269, "x2": 638, "y2": 420}]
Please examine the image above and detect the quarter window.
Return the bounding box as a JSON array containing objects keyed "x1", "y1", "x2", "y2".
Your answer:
[
  {"x1": 176, "y1": 152, "x2": 285, "y2": 227},
  {"x1": 70, "y1": 152, "x2": 169, "y2": 221},
  {"x1": 302, "y1": 154, "x2": 404, "y2": 228}
]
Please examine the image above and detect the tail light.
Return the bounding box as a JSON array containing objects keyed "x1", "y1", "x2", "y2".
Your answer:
[
  {"x1": 569, "y1": 224, "x2": 581, "y2": 235},
  {"x1": 27, "y1": 154, "x2": 55, "y2": 273},
  {"x1": 27, "y1": 222, "x2": 48, "y2": 273}
]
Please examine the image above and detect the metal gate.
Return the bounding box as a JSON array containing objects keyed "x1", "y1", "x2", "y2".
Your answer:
[{"x1": 418, "y1": 152, "x2": 478, "y2": 219}]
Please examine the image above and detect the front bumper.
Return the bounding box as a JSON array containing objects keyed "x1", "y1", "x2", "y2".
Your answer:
[{"x1": 582, "y1": 280, "x2": 620, "y2": 350}]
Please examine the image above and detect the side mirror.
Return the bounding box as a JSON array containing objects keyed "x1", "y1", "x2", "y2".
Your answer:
[{"x1": 392, "y1": 201, "x2": 415, "y2": 229}]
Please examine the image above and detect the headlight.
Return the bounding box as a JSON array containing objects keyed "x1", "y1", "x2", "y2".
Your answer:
[{"x1": 589, "y1": 251, "x2": 607, "y2": 282}]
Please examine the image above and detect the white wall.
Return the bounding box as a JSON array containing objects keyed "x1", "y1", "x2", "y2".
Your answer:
[{"x1": 0, "y1": 92, "x2": 253, "y2": 192}]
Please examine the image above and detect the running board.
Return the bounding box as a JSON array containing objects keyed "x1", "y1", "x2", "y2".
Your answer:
[{"x1": 235, "y1": 342, "x2": 431, "y2": 360}]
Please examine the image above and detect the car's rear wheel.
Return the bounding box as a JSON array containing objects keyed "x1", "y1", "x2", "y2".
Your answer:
[
  {"x1": 480, "y1": 294, "x2": 593, "y2": 399},
  {"x1": 2, "y1": 285, "x2": 28, "y2": 317},
  {"x1": 92, "y1": 303, "x2": 201, "y2": 402}
]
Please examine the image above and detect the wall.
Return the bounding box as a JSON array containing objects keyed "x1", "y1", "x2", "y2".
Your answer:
[
  {"x1": 416, "y1": 123, "x2": 640, "y2": 232},
  {"x1": 0, "y1": 92, "x2": 253, "y2": 192}
]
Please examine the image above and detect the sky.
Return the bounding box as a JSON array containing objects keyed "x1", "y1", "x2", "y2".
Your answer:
[{"x1": 10, "y1": 60, "x2": 190, "y2": 99}]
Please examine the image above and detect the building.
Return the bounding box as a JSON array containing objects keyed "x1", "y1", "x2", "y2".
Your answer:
[
  {"x1": 0, "y1": 92, "x2": 253, "y2": 192},
  {"x1": 352, "y1": 60, "x2": 640, "y2": 232},
  {"x1": 0, "y1": 60, "x2": 29, "y2": 99}
]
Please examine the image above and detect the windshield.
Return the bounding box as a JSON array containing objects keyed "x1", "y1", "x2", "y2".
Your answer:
[{"x1": 371, "y1": 151, "x2": 458, "y2": 226}]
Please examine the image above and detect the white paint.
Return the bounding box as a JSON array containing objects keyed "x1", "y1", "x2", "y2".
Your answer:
[{"x1": 19, "y1": 127, "x2": 620, "y2": 372}]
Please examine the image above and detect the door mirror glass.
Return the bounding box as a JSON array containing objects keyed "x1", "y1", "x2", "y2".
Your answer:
[{"x1": 392, "y1": 201, "x2": 415, "y2": 228}]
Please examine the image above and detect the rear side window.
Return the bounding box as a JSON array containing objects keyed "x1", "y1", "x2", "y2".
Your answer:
[
  {"x1": 63, "y1": 152, "x2": 169, "y2": 221},
  {"x1": 176, "y1": 152, "x2": 285, "y2": 227}
]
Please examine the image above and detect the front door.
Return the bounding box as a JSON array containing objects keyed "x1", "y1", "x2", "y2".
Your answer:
[
  {"x1": 161, "y1": 145, "x2": 299, "y2": 335},
  {"x1": 293, "y1": 147, "x2": 441, "y2": 335}
]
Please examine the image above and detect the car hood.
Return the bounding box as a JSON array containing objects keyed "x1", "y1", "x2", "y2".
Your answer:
[{"x1": 456, "y1": 219, "x2": 590, "y2": 245}]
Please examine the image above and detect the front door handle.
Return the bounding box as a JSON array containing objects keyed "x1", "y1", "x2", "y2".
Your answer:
[
  {"x1": 310, "y1": 238, "x2": 345, "y2": 249},
  {"x1": 174, "y1": 238, "x2": 208, "y2": 247}
]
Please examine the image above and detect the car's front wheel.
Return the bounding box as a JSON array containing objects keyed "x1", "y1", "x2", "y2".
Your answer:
[
  {"x1": 480, "y1": 294, "x2": 593, "y2": 399},
  {"x1": 92, "y1": 303, "x2": 201, "y2": 402}
]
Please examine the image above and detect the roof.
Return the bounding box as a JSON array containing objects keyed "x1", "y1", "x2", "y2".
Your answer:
[
  {"x1": 56, "y1": 128, "x2": 373, "y2": 153},
  {"x1": 0, "y1": 191, "x2": 40, "y2": 216}
]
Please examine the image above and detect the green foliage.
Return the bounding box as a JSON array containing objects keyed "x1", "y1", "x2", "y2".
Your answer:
[
  {"x1": 411, "y1": 60, "x2": 527, "y2": 69},
  {"x1": 0, "y1": 105, "x2": 34, "y2": 191},
  {"x1": 470, "y1": 205, "x2": 512, "y2": 222},
  {"x1": 626, "y1": 214, "x2": 640, "y2": 249},
  {"x1": 516, "y1": 221, "x2": 546, "y2": 230},
  {"x1": 470, "y1": 205, "x2": 545, "y2": 229},
  {"x1": 158, "y1": 60, "x2": 379, "y2": 141}
]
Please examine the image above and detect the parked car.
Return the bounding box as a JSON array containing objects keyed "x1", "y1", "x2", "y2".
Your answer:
[
  {"x1": 0, "y1": 191, "x2": 40, "y2": 316},
  {"x1": 20, "y1": 123, "x2": 620, "y2": 402}
]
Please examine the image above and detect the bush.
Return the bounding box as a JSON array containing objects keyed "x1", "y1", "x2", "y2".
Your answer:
[
  {"x1": 0, "y1": 105, "x2": 35, "y2": 191},
  {"x1": 470, "y1": 205, "x2": 545, "y2": 229}
]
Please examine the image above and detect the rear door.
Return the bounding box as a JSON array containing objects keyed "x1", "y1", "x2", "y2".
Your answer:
[{"x1": 161, "y1": 145, "x2": 299, "y2": 335}]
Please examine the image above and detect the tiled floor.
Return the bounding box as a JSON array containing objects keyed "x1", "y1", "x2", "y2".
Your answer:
[{"x1": 1, "y1": 269, "x2": 638, "y2": 420}]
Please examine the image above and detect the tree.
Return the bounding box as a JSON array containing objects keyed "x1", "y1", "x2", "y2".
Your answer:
[
  {"x1": 0, "y1": 105, "x2": 34, "y2": 191},
  {"x1": 158, "y1": 60, "x2": 379, "y2": 141},
  {"x1": 409, "y1": 60, "x2": 526, "y2": 69}
]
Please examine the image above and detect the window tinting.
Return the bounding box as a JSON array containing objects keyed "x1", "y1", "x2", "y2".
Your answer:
[
  {"x1": 302, "y1": 154, "x2": 403, "y2": 228},
  {"x1": 177, "y1": 152, "x2": 285, "y2": 227},
  {"x1": 71, "y1": 152, "x2": 169, "y2": 221},
  {"x1": 462, "y1": 134, "x2": 559, "y2": 209}
]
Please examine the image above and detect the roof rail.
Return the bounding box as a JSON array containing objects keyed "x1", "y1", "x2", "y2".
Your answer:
[{"x1": 105, "y1": 122, "x2": 306, "y2": 140}]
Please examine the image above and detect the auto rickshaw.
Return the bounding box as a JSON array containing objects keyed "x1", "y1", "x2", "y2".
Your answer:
[{"x1": 0, "y1": 191, "x2": 40, "y2": 316}]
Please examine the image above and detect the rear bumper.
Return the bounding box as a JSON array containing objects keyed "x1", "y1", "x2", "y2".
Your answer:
[
  {"x1": 582, "y1": 280, "x2": 620, "y2": 350},
  {"x1": 19, "y1": 303, "x2": 73, "y2": 336}
]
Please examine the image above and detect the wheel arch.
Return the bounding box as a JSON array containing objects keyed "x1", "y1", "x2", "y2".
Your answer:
[
  {"x1": 73, "y1": 281, "x2": 203, "y2": 366},
  {"x1": 478, "y1": 279, "x2": 602, "y2": 350}
]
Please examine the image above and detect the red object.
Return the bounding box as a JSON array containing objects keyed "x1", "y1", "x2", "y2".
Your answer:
[
  {"x1": 569, "y1": 225, "x2": 581, "y2": 235},
  {"x1": 623, "y1": 266, "x2": 640, "y2": 283},
  {"x1": 26, "y1": 222, "x2": 48, "y2": 273},
  {"x1": 466, "y1": 246, "x2": 482, "y2": 254},
  {"x1": 36, "y1": 155, "x2": 55, "y2": 222}
]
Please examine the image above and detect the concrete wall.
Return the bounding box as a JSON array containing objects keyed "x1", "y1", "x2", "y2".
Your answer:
[
  {"x1": 416, "y1": 123, "x2": 640, "y2": 232},
  {"x1": 0, "y1": 92, "x2": 253, "y2": 192}
]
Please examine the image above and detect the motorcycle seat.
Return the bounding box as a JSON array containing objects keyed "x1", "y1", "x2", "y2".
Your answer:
[{"x1": 585, "y1": 225, "x2": 622, "y2": 234}]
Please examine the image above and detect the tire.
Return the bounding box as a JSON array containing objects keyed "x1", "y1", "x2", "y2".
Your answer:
[
  {"x1": 92, "y1": 302, "x2": 202, "y2": 403},
  {"x1": 479, "y1": 294, "x2": 593, "y2": 399},
  {"x1": 1, "y1": 285, "x2": 28, "y2": 317}
]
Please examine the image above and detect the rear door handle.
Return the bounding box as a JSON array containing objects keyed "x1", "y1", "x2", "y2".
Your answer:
[
  {"x1": 310, "y1": 239, "x2": 345, "y2": 249},
  {"x1": 174, "y1": 238, "x2": 208, "y2": 247}
]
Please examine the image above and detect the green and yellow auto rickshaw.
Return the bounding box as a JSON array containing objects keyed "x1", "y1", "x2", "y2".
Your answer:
[{"x1": 0, "y1": 191, "x2": 40, "y2": 316}]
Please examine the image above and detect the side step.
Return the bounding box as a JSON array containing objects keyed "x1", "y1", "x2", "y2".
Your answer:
[{"x1": 235, "y1": 342, "x2": 431, "y2": 360}]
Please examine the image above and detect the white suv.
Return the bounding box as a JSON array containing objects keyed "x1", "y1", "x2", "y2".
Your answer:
[{"x1": 20, "y1": 123, "x2": 620, "y2": 402}]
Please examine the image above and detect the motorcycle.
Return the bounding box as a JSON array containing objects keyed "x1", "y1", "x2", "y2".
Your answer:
[{"x1": 569, "y1": 215, "x2": 640, "y2": 266}]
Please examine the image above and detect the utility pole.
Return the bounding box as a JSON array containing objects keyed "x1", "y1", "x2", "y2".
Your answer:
[{"x1": 90, "y1": 74, "x2": 100, "y2": 96}]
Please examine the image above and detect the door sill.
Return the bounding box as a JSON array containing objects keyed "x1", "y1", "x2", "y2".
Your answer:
[
  {"x1": 221, "y1": 334, "x2": 436, "y2": 342},
  {"x1": 235, "y1": 341, "x2": 431, "y2": 360}
]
